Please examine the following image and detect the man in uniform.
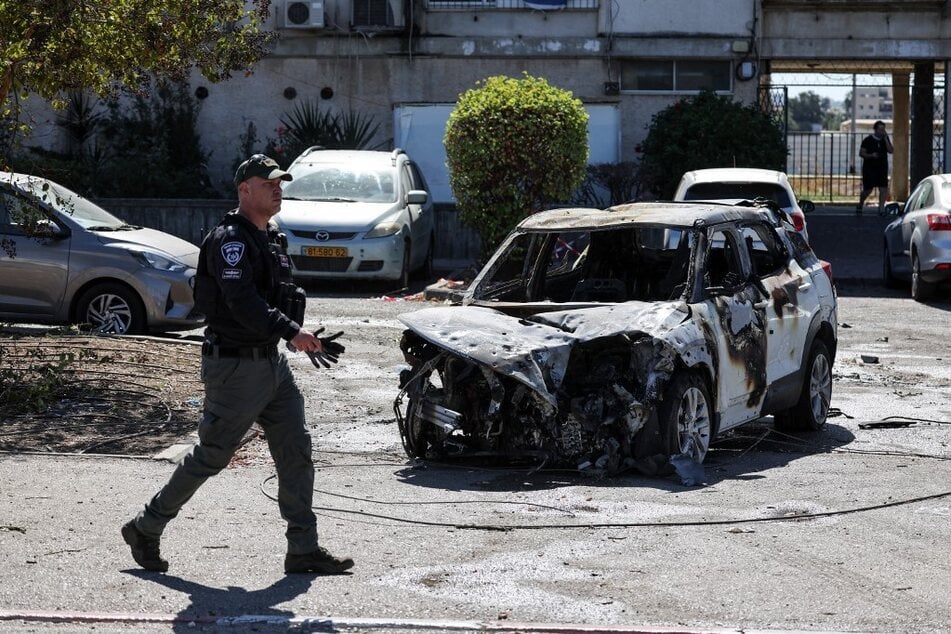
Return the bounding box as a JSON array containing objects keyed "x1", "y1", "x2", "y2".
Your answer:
[{"x1": 122, "y1": 154, "x2": 353, "y2": 575}]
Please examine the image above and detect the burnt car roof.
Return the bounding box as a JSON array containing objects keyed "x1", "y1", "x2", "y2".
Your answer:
[{"x1": 517, "y1": 202, "x2": 768, "y2": 231}]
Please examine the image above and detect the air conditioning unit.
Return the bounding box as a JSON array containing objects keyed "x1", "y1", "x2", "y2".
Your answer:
[
  {"x1": 352, "y1": 0, "x2": 405, "y2": 29},
  {"x1": 281, "y1": 0, "x2": 324, "y2": 29}
]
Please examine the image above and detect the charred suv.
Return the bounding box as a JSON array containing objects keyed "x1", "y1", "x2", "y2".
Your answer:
[{"x1": 395, "y1": 202, "x2": 838, "y2": 476}]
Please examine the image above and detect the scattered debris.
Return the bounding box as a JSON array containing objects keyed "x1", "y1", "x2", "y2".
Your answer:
[
  {"x1": 859, "y1": 420, "x2": 917, "y2": 430},
  {"x1": 827, "y1": 408, "x2": 854, "y2": 419},
  {"x1": 726, "y1": 527, "x2": 756, "y2": 534},
  {"x1": 670, "y1": 453, "x2": 706, "y2": 486},
  {"x1": 840, "y1": 322, "x2": 852, "y2": 328},
  {"x1": 860, "y1": 354, "x2": 880, "y2": 364}
]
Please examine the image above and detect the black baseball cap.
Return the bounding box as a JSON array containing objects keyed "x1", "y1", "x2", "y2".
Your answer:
[{"x1": 234, "y1": 154, "x2": 293, "y2": 186}]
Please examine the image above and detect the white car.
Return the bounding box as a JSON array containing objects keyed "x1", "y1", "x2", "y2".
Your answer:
[
  {"x1": 274, "y1": 148, "x2": 435, "y2": 288},
  {"x1": 674, "y1": 167, "x2": 814, "y2": 242},
  {"x1": 395, "y1": 201, "x2": 837, "y2": 478},
  {"x1": 883, "y1": 173, "x2": 951, "y2": 301}
]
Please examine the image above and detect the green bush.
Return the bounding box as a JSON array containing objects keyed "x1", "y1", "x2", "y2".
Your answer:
[
  {"x1": 444, "y1": 74, "x2": 589, "y2": 256},
  {"x1": 638, "y1": 91, "x2": 788, "y2": 200}
]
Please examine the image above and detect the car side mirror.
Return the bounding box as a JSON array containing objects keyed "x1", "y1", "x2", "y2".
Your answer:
[
  {"x1": 406, "y1": 190, "x2": 428, "y2": 206},
  {"x1": 33, "y1": 218, "x2": 70, "y2": 240},
  {"x1": 885, "y1": 202, "x2": 902, "y2": 217},
  {"x1": 800, "y1": 199, "x2": 815, "y2": 214}
]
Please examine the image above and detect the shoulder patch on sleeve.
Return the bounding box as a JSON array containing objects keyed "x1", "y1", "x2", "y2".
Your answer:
[{"x1": 221, "y1": 241, "x2": 246, "y2": 266}]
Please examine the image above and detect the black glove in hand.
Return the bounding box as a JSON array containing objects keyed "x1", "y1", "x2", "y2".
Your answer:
[
  {"x1": 302, "y1": 327, "x2": 346, "y2": 369},
  {"x1": 306, "y1": 350, "x2": 338, "y2": 369},
  {"x1": 318, "y1": 329, "x2": 346, "y2": 357}
]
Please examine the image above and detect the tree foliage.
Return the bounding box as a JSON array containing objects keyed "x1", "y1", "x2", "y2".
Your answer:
[
  {"x1": 0, "y1": 0, "x2": 274, "y2": 133},
  {"x1": 14, "y1": 82, "x2": 216, "y2": 198},
  {"x1": 444, "y1": 74, "x2": 589, "y2": 255},
  {"x1": 263, "y1": 100, "x2": 383, "y2": 168},
  {"x1": 638, "y1": 91, "x2": 788, "y2": 200},
  {"x1": 788, "y1": 90, "x2": 828, "y2": 131}
]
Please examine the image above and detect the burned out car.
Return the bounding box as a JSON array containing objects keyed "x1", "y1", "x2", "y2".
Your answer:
[{"x1": 395, "y1": 202, "x2": 837, "y2": 477}]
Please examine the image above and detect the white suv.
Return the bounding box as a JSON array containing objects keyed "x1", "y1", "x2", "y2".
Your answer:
[
  {"x1": 274, "y1": 148, "x2": 435, "y2": 287},
  {"x1": 395, "y1": 201, "x2": 837, "y2": 479},
  {"x1": 674, "y1": 167, "x2": 814, "y2": 242}
]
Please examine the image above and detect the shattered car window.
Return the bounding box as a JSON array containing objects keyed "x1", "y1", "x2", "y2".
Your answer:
[
  {"x1": 475, "y1": 233, "x2": 546, "y2": 301},
  {"x1": 740, "y1": 224, "x2": 787, "y2": 277},
  {"x1": 785, "y1": 228, "x2": 819, "y2": 270},
  {"x1": 704, "y1": 229, "x2": 745, "y2": 290},
  {"x1": 474, "y1": 227, "x2": 695, "y2": 304}
]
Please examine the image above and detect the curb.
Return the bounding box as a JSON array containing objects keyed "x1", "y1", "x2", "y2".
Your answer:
[{"x1": 0, "y1": 610, "x2": 836, "y2": 633}]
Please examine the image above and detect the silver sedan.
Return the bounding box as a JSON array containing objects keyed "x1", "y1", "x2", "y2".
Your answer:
[
  {"x1": 883, "y1": 173, "x2": 951, "y2": 301},
  {"x1": 0, "y1": 171, "x2": 203, "y2": 334}
]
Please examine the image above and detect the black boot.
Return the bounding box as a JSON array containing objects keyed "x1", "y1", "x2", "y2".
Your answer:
[
  {"x1": 285, "y1": 545, "x2": 353, "y2": 574},
  {"x1": 121, "y1": 520, "x2": 169, "y2": 572}
]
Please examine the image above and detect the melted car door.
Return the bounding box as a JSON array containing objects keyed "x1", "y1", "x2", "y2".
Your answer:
[
  {"x1": 690, "y1": 226, "x2": 768, "y2": 429},
  {"x1": 744, "y1": 223, "x2": 821, "y2": 390}
]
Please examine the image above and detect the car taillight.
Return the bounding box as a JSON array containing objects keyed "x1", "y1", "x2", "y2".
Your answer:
[
  {"x1": 936, "y1": 263, "x2": 951, "y2": 271},
  {"x1": 819, "y1": 259, "x2": 833, "y2": 282},
  {"x1": 792, "y1": 212, "x2": 806, "y2": 231},
  {"x1": 926, "y1": 214, "x2": 951, "y2": 230}
]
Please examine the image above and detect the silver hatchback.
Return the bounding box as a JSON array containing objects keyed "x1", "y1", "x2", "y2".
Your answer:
[
  {"x1": 883, "y1": 173, "x2": 951, "y2": 301},
  {"x1": 0, "y1": 172, "x2": 203, "y2": 334}
]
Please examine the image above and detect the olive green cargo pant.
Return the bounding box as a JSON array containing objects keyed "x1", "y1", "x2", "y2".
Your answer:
[{"x1": 135, "y1": 352, "x2": 318, "y2": 554}]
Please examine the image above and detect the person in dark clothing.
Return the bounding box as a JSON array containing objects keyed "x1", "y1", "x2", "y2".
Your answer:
[
  {"x1": 122, "y1": 155, "x2": 353, "y2": 575},
  {"x1": 857, "y1": 120, "x2": 894, "y2": 216}
]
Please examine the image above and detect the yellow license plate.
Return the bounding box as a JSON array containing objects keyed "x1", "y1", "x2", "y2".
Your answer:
[{"x1": 303, "y1": 246, "x2": 348, "y2": 257}]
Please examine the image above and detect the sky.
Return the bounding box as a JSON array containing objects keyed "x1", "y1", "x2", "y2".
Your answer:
[{"x1": 770, "y1": 73, "x2": 892, "y2": 105}]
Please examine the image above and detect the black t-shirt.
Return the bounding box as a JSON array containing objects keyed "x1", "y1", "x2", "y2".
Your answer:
[{"x1": 861, "y1": 134, "x2": 889, "y2": 180}]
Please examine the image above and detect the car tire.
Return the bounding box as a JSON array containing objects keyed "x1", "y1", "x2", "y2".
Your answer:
[
  {"x1": 659, "y1": 371, "x2": 713, "y2": 463},
  {"x1": 75, "y1": 282, "x2": 146, "y2": 335},
  {"x1": 911, "y1": 251, "x2": 935, "y2": 302},
  {"x1": 882, "y1": 244, "x2": 899, "y2": 289},
  {"x1": 403, "y1": 395, "x2": 433, "y2": 459},
  {"x1": 774, "y1": 340, "x2": 832, "y2": 432},
  {"x1": 398, "y1": 240, "x2": 411, "y2": 290}
]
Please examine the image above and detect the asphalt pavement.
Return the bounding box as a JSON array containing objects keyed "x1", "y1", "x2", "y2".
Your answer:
[{"x1": 3, "y1": 220, "x2": 947, "y2": 633}]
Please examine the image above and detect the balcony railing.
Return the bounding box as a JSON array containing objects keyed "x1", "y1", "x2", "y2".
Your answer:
[
  {"x1": 427, "y1": 1, "x2": 598, "y2": 10},
  {"x1": 763, "y1": 0, "x2": 945, "y2": 9}
]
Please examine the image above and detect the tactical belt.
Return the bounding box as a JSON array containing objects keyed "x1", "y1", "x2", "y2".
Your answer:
[{"x1": 201, "y1": 342, "x2": 278, "y2": 360}]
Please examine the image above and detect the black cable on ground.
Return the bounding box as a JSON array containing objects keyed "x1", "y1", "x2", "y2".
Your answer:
[{"x1": 259, "y1": 475, "x2": 951, "y2": 532}]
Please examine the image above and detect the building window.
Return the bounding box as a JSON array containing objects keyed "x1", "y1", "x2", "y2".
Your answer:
[{"x1": 619, "y1": 60, "x2": 732, "y2": 93}]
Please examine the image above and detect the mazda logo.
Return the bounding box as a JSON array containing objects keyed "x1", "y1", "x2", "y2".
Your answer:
[{"x1": 315, "y1": 230, "x2": 330, "y2": 242}]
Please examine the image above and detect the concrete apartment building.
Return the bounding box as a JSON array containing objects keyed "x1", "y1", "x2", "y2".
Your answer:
[{"x1": 21, "y1": 1, "x2": 951, "y2": 207}]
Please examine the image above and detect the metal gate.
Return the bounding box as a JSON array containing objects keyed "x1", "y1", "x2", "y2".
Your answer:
[{"x1": 773, "y1": 82, "x2": 945, "y2": 203}]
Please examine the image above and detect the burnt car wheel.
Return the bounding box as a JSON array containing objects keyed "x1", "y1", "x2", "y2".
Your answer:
[
  {"x1": 403, "y1": 395, "x2": 433, "y2": 459},
  {"x1": 911, "y1": 251, "x2": 935, "y2": 302},
  {"x1": 774, "y1": 340, "x2": 832, "y2": 432},
  {"x1": 75, "y1": 282, "x2": 146, "y2": 335},
  {"x1": 660, "y1": 371, "x2": 712, "y2": 463}
]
